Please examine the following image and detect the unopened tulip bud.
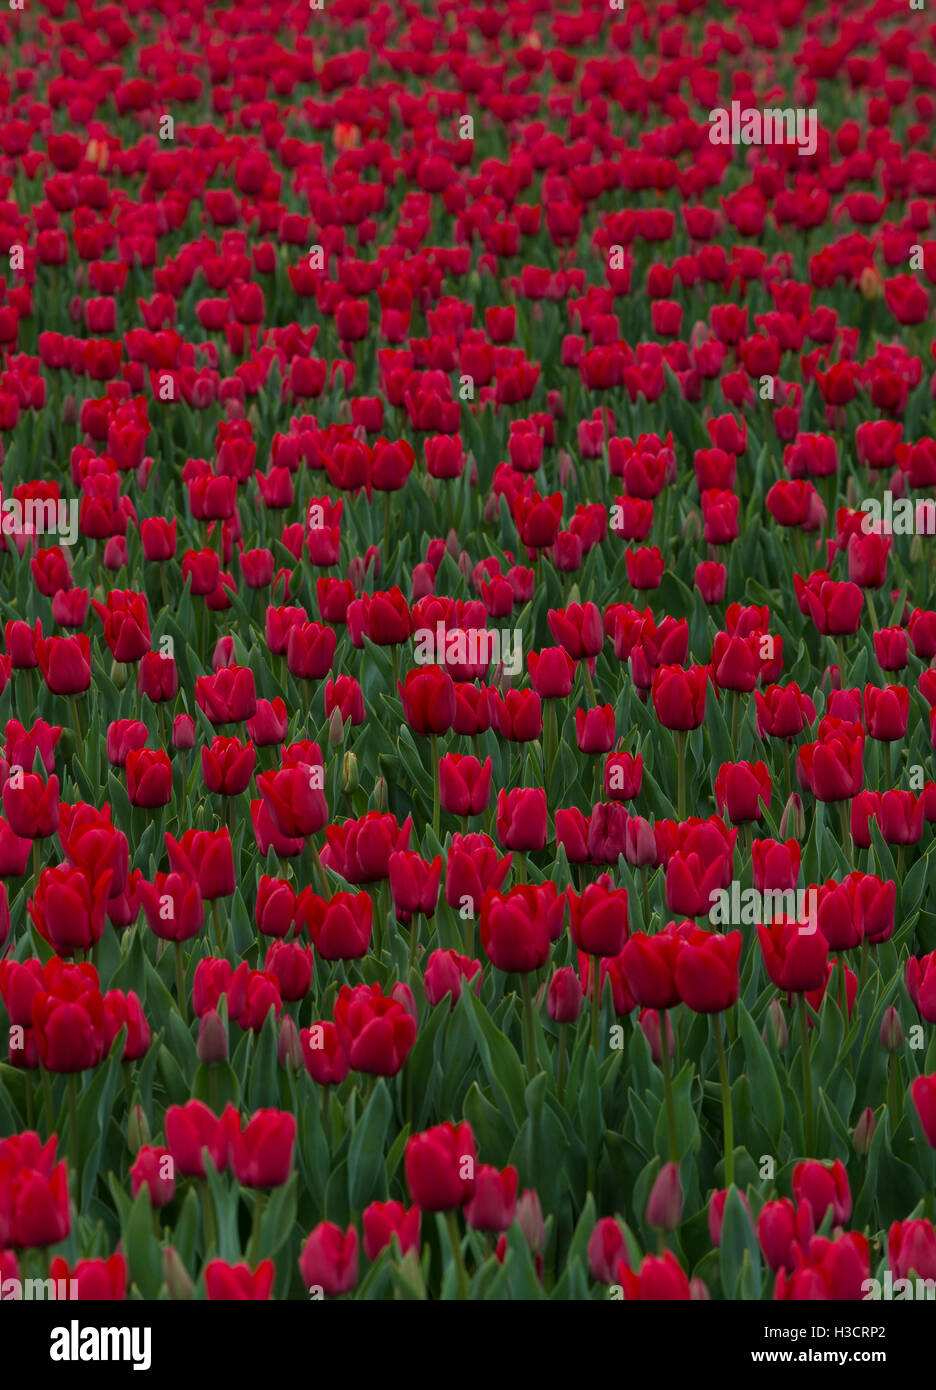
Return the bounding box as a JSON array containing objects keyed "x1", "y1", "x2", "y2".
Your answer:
[
  {"x1": 445, "y1": 528, "x2": 460, "y2": 559},
  {"x1": 458, "y1": 550, "x2": 474, "y2": 584},
  {"x1": 342, "y1": 751, "x2": 358, "y2": 794},
  {"x1": 853, "y1": 1106, "x2": 876, "y2": 1155},
  {"x1": 110, "y1": 659, "x2": 128, "y2": 688},
  {"x1": 910, "y1": 534, "x2": 925, "y2": 566},
  {"x1": 764, "y1": 997, "x2": 789, "y2": 1051},
  {"x1": 163, "y1": 1246, "x2": 194, "y2": 1300},
  {"x1": 278, "y1": 1014, "x2": 303, "y2": 1068},
  {"x1": 196, "y1": 1008, "x2": 229, "y2": 1065},
  {"x1": 328, "y1": 707, "x2": 344, "y2": 746},
  {"x1": 483, "y1": 492, "x2": 501, "y2": 524},
  {"x1": 779, "y1": 792, "x2": 805, "y2": 841},
  {"x1": 879, "y1": 1005, "x2": 903, "y2": 1053},
  {"x1": 558, "y1": 450, "x2": 576, "y2": 488},
  {"x1": 845, "y1": 475, "x2": 858, "y2": 508},
  {"x1": 639, "y1": 1008, "x2": 674, "y2": 1064},
  {"x1": 62, "y1": 394, "x2": 78, "y2": 424},
  {"x1": 516, "y1": 1189, "x2": 545, "y2": 1251},
  {"x1": 391, "y1": 981, "x2": 417, "y2": 1021},
  {"x1": 347, "y1": 556, "x2": 366, "y2": 593},
  {"x1": 468, "y1": 459, "x2": 478, "y2": 487},
  {"x1": 372, "y1": 776, "x2": 388, "y2": 813},
  {"x1": 646, "y1": 1161, "x2": 682, "y2": 1230},
  {"x1": 127, "y1": 1104, "x2": 150, "y2": 1154},
  {"x1": 690, "y1": 1277, "x2": 711, "y2": 1300}
]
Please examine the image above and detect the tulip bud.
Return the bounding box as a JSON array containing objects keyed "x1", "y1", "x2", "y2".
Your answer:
[
  {"x1": 372, "y1": 776, "x2": 388, "y2": 812},
  {"x1": 127, "y1": 1104, "x2": 150, "y2": 1154},
  {"x1": 483, "y1": 492, "x2": 501, "y2": 524},
  {"x1": 328, "y1": 706, "x2": 344, "y2": 746},
  {"x1": 690, "y1": 1277, "x2": 711, "y2": 1300},
  {"x1": 458, "y1": 550, "x2": 474, "y2": 585},
  {"x1": 196, "y1": 1009, "x2": 229, "y2": 1065},
  {"x1": 278, "y1": 1014, "x2": 303, "y2": 1068},
  {"x1": 879, "y1": 1005, "x2": 903, "y2": 1053},
  {"x1": 163, "y1": 1246, "x2": 194, "y2": 1300},
  {"x1": 516, "y1": 1189, "x2": 545, "y2": 1251},
  {"x1": 62, "y1": 394, "x2": 78, "y2": 425},
  {"x1": 347, "y1": 555, "x2": 366, "y2": 593},
  {"x1": 110, "y1": 659, "x2": 128, "y2": 689},
  {"x1": 342, "y1": 751, "x2": 358, "y2": 795},
  {"x1": 763, "y1": 997, "x2": 789, "y2": 1050},
  {"x1": 445, "y1": 528, "x2": 460, "y2": 559},
  {"x1": 853, "y1": 1106, "x2": 876, "y2": 1155},
  {"x1": 910, "y1": 534, "x2": 925, "y2": 566},
  {"x1": 779, "y1": 791, "x2": 805, "y2": 841},
  {"x1": 646, "y1": 1161, "x2": 682, "y2": 1230},
  {"x1": 639, "y1": 1007, "x2": 674, "y2": 1064},
  {"x1": 845, "y1": 474, "x2": 858, "y2": 508}
]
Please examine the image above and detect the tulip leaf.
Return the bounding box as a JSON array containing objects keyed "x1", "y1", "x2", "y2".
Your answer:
[{"x1": 347, "y1": 1079, "x2": 392, "y2": 1211}]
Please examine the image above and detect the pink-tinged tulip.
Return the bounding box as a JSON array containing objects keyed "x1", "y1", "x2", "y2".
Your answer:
[
  {"x1": 618, "y1": 1250, "x2": 691, "y2": 1300},
  {"x1": 758, "y1": 917, "x2": 829, "y2": 993},
  {"x1": 438, "y1": 753, "x2": 492, "y2": 817},
  {"x1": 363, "y1": 1201, "x2": 421, "y2": 1262},
  {"x1": 205, "y1": 1260, "x2": 275, "y2": 1301},
  {"x1": 465, "y1": 1165, "x2": 518, "y2": 1233},
  {"x1": 588, "y1": 1217, "x2": 628, "y2": 1283}
]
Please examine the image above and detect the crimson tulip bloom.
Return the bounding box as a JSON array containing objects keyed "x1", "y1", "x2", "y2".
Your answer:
[
  {"x1": 29, "y1": 863, "x2": 112, "y2": 956},
  {"x1": 333, "y1": 982, "x2": 416, "y2": 1076},
  {"x1": 126, "y1": 748, "x2": 172, "y2": 808},
  {"x1": 36, "y1": 634, "x2": 91, "y2": 694},
  {"x1": 496, "y1": 787, "x2": 547, "y2": 852},
  {"x1": 912, "y1": 1074, "x2": 936, "y2": 1148},
  {"x1": 205, "y1": 1260, "x2": 276, "y2": 1301},
  {"x1": 201, "y1": 736, "x2": 257, "y2": 795},
  {"x1": 758, "y1": 917, "x2": 829, "y2": 993},
  {"x1": 3, "y1": 771, "x2": 60, "y2": 839},
  {"x1": 480, "y1": 885, "x2": 552, "y2": 973},
  {"x1": 465, "y1": 1165, "x2": 518, "y2": 1233},
  {"x1": 438, "y1": 753, "x2": 492, "y2": 817},
  {"x1": 231, "y1": 1110, "x2": 296, "y2": 1188},
  {"x1": 405, "y1": 1121, "x2": 477, "y2": 1211},
  {"x1": 651, "y1": 664, "x2": 709, "y2": 730},
  {"x1": 714, "y1": 760, "x2": 771, "y2": 823},
  {"x1": 388, "y1": 851, "x2": 442, "y2": 919},
  {"x1": 620, "y1": 926, "x2": 686, "y2": 1010},
  {"x1": 568, "y1": 880, "x2": 629, "y2": 957},
  {"x1": 398, "y1": 665, "x2": 456, "y2": 736},
  {"x1": 618, "y1": 1250, "x2": 691, "y2": 1300},
  {"x1": 301, "y1": 1020, "x2": 350, "y2": 1086},
  {"x1": 424, "y1": 950, "x2": 482, "y2": 1010},
  {"x1": 793, "y1": 1159, "x2": 851, "y2": 1227},
  {"x1": 673, "y1": 928, "x2": 742, "y2": 1013},
  {"x1": 166, "y1": 828, "x2": 236, "y2": 899},
  {"x1": 363, "y1": 1201, "x2": 421, "y2": 1262}
]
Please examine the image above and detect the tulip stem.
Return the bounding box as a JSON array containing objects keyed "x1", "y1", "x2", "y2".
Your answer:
[
  {"x1": 545, "y1": 697, "x2": 558, "y2": 789},
  {"x1": 247, "y1": 1190, "x2": 265, "y2": 1265},
  {"x1": 835, "y1": 637, "x2": 847, "y2": 680},
  {"x1": 590, "y1": 955, "x2": 601, "y2": 1056},
  {"x1": 521, "y1": 972, "x2": 537, "y2": 1076},
  {"x1": 67, "y1": 1074, "x2": 80, "y2": 1175},
  {"x1": 730, "y1": 691, "x2": 740, "y2": 750},
  {"x1": 430, "y1": 732, "x2": 440, "y2": 841},
  {"x1": 839, "y1": 799, "x2": 851, "y2": 869},
  {"x1": 515, "y1": 851, "x2": 527, "y2": 885},
  {"x1": 201, "y1": 1179, "x2": 218, "y2": 1256},
  {"x1": 674, "y1": 732, "x2": 687, "y2": 821},
  {"x1": 174, "y1": 942, "x2": 188, "y2": 1027},
  {"x1": 408, "y1": 913, "x2": 420, "y2": 972},
  {"x1": 640, "y1": 866, "x2": 650, "y2": 928},
  {"x1": 69, "y1": 694, "x2": 83, "y2": 746},
  {"x1": 712, "y1": 1014, "x2": 734, "y2": 1187},
  {"x1": 557, "y1": 1022, "x2": 568, "y2": 1104},
  {"x1": 888, "y1": 1053, "x2": 901, "y2": 1132},
  {"x1": 24, "y1": 1071, "x2": 34, "y2": 1129},
  {"x1": 659, "y1": 1008, "x2": 679, "y2": 1164},
  {"x1": 40, "y1": 1065, "x2": 55, "y2": 1138},
  {"x1": 782, "y1": 740, "x2": 791, "y2": 802},
  {"x1": 212, "y1": 899, "x2": 224, "y2": 954},
  {"x1": 797, "y1": 993, "x2": 815, "y2": 1155},
  {"x1": 445, "y1": 1210, "x2": 470, "y2": 1300},
  {"x1": 884, "y1": 742, "x2": 892, "y2": 790},
  {"x1": 31, "y1": 838, "x2": 40, "y2": 889},
  {"x1": 582, "y1": 660, "x2": 598, "y2": 707},
  {"x1": 865, "y1": 589, "x2": 879, "y2": 633}
]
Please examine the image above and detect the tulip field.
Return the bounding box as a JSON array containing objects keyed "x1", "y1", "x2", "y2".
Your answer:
[{"x1": 2, "y1": 0, "x2": 936, "y2": 1320}]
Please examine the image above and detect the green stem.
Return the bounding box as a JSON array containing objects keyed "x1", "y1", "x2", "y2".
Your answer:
[
  {"x1": 67, "y1": 1074, "x2": 80, "y2": 1176},
  {"x1": 409, "y1": 913, "x2": 421, "y2": 972},
  {"x1": 545, "y1": 697, "x2": 558, "y2": 789},
  {"x1": 591, "y1": 954, "x2": 601, "y2": 1055},
  {"x1": 521, "y1": 972, "x2": 537, "y2": 1076},
  {"x1": 798, "y1": 993, "x2": 815, "y2": 1156},
  {"x1": 247, "y1": 1189, "x2": 265, "y2": 1265},
  {"x1": 659, "y1": 1008, "x2": 679, "y2": 1164},
  {"x1": 201, "y1": 1179, "x2": 218, "y2": 1255},
  {"x1": 641, "y1": 865, "x2": 650, "y2": 929},
  {"x1": 713, "y1": 1014, "x2": 734, "y2": 1187},
  {"x1": 839, "y1": 798, "x2": 852, "y2": 870},
  {"x1": 889, "y1": 1053, "x2": 901, "y2": 1133},
  {"x1": 865, "y1": 588, "x2": 879, "y2": 633},
  {"x1": 730, "y1": 691, "x2": 740, "y2": 751},
  {"x1": 431, "y1": 732, "x2": 440, "y2": 842},
  {"x1": 675, "y1": 731, "x2": 687, "y2": 821},
  {"x1": 884, "y1": 742, "x2": 892, "y2": 790},
  {"x1": 174, "y1": 941, "x2": 188, "y2": 1026},
  {"x1": 24, "y1": 1071, "x2": 34, "y2": 1129},
  {"x1": 515, "y1": 851, "x2": 527, "y2": 885},
  {"x1": 582, "y1": 659, "x2": 598, "y2": 706},
  {"x1": 445, "y1": 1210, "x2": 470, "y2": 1300},
  {"x1": 557, "y1": 1023, "x2": 568, "y2": 1104},
  {"x1": 211, "y1": 899, "x2": 224, "y2": 954},
  {"x1": 40, "y1": 1065, "x2": 55, "y2": 1138}
]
